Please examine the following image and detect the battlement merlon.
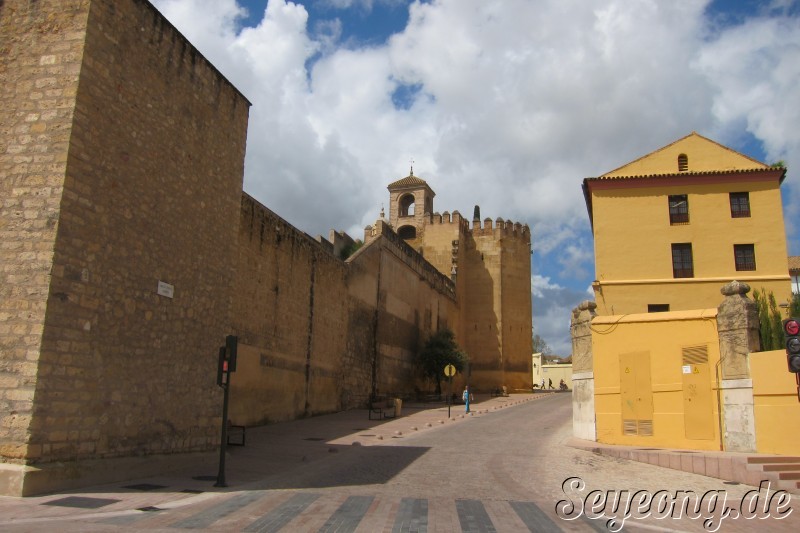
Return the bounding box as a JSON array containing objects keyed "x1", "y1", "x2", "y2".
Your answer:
[
  {"x1": 427, "y1": 210, "x2": 470, "y2": 233},
  {"x1": 429, "y1": 211, "x2": 530, "y2": 242}
]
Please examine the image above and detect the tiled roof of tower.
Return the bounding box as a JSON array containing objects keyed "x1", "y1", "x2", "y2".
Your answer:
[{"x1": 388, "y1": 174, "x2": 429, "y2": 189}]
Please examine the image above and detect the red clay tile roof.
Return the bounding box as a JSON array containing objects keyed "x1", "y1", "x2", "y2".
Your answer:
[
  {"x1": 388, "y1": 174, "x2": 429, "y2": 189},
  {"x1": 789, "y1": 256, "x2": 800, "y2": 273},
  {"x1": 586, "y1": 167, "x2": 783, "y2": 182}
]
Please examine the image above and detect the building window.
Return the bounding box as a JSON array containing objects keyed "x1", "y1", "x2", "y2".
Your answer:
[
  {"x1": 678, "y1": 154, "x2": 688, "y2": 172},
  {"x1": 734, "y1": 244, "x2": 756, "y2": 271},
  {"x1": 672, "y1": 243, "x2": 694, "y2": 278},
  {"x1": 730, "y1": 192, "x2": 751, "y2": 218},
  {"x1": 648, "y1": 304, "x2": 670, "y2": 313},
  {"x1": 668, "y1": 194, "x2": 689, "y2": 224}
]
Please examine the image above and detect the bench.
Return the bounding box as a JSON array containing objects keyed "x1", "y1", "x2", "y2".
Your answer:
[
  {"x1": 227, "y1": 421, "x2": 246, "y2": 446},
  {"x1": 368, "y1": 395, "x2": 397, "y2": 420},
  {"x1": 490, "y1": 387, "x2": 508, "y2": 397}
]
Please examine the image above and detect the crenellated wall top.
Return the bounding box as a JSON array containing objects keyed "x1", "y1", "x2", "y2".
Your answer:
[{"x1": 427, "y1": 210, "x2": 530, "y2": 242}]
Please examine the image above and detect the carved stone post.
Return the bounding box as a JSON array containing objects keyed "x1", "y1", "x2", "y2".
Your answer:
[
  {"x1": 717, "y1": 281, "x2": 759, "y2": 452},
  {"x1": 571, "y1": 300, "x2": 597, "y2": 441}
]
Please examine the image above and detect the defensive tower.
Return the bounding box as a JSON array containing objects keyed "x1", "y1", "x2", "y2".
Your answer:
[{"x1": 385, "y1": 171, "x2": 533, "y2": 390}]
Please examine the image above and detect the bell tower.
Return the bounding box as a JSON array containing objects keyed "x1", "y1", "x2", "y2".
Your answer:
[{"x1": 387, "y1": 168, "x2": 435, "y2": 243}]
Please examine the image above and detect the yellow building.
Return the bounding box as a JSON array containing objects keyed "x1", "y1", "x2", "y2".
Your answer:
[
  {"x1": 583, "y1": 132, "x2": 791, "y2": 316},
  {"x1": 572, "y1": 133, "x2": 800, "y2": 459}
]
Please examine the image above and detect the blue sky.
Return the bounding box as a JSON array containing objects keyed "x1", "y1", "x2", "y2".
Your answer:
[{"x1": 152, "y1": 0, "x2": 800, "y2": 354}]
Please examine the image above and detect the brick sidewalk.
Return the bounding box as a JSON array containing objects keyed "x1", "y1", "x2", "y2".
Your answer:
[
  {"x1": 2, "y1": 391, "x2": 796, "y2": 532},
  {"x1": 0, "y1": 393, "x2": 552, "y2": 525}
]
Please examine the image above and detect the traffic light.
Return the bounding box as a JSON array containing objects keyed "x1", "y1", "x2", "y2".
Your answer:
[
  {"x1": 216, "y1": 335, "x2": 239, "y2": 386},
  {"x1": 225, "y1": 335, "x2": 238, "y2": 372},
  {"x1": 783, "y1": 318, "x2": 800, "y2": 373}
]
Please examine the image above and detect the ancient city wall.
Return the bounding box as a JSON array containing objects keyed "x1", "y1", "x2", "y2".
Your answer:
[
  {"x1": 230, "y1": 200, "x2": 460, "y2": 426},
  {"x1": 0, "y1": 0, "x2": 90, "y2": 469},
  {"x1": 1, "y1": 0, "x2": 529, "y2": 496},
  {"x1": 462, "y1": 218, "x2": 532, "y2": 390},
  {"x1": 367, "y1": 228, "x2": 459, "y2": 396},
  {"x1": 230, "y1": 195, "x2": 350, "y2": 425},
  {"x1": 2, "y1": 0, "x2": 251, "y2": 496},
  {"x1": 499, "y1": 224, "x2": 533, "y2": 389},
  {"x1": 420, "y1": 212, "x2": 467, "y2": 285}
]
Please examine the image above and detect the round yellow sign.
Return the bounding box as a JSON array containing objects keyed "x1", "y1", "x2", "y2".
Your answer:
[{"x1": 444, "y1": 364, "x2": 456, "y2": 377}]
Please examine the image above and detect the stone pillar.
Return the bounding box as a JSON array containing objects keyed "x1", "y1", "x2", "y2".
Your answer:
[
  {"x1": 717, "y1": 281, "x2": 759, "y2": 452},
  {"x1": 571, "y1": 300, "x2": 597, "y2": 441}
]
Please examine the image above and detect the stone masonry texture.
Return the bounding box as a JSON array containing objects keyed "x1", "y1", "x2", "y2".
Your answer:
[
  {"x1": 1, "y1": 0, "x2": 250, "y2": 483},
  {"x1": 1, "y1": 0, "x2": 534, "y2": 495},
  {"x1": 1, "y1": 0, "x2": 91, "y2": 465}
]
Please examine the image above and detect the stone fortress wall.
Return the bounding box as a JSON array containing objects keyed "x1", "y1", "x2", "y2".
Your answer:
[
  {"x1": 0, "y1": 0, "x2": 532, "y2": 495},
  {"x1": 1, "y1": 0, "x2": 251, "y2": 495},
  {"x1": 229, "y1": 197, "x2": 459, "y2": 428},
  {"x1": 395, "y1": 196, "x2": 534, "y2": 392}
]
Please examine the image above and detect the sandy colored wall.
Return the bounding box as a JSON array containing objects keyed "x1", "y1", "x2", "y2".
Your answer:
[
  {"x1": 591, "y1": 179, "x2": 790, "y2": 316},
  {"x1": 538, "y1": 365, "x2": 573, "y2": 389},
  {"x1": 751, "y1": 349, "x2": 800, "y2": 455},
  {"x1": 0, "y1": 0, "x2": 90, "y2": 466},
  {"x1": 592, "y1": 310, "x2": 723, "y2": 450},
  {"x1": 499, "y1": 227, "x2": 533, "y2": 389},
  {"x1": 23, "y1": 0, "x2": 249, "y2": 468},
  {"x1": 464, "y1": 221, "x2": 532, "y2": 391},
  {"x1": 596, "y1": 279, "x2": 792, "y2": 317},
  {"x1": 229, "y1": 201, "x2": 459, "y2": 426},
  {"x1": 361, "y1": 224, "x2": 460, "y2": 397},
  {"x1": 230, "y1": 197, "x2": 348, "y2": 425},
  {"x1": 602, "y1": 134, "x2": 764, "y2": 177}
]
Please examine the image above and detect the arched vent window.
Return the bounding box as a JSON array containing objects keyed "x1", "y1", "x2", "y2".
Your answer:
[
  {"x1": 398, "y1": 225, "x2": 417, "y2": 240},
  {"x1": 399, "y1": 194, "x2": 415, "y2": 216},
  {"x1": 678, "y1": 154, "x2": 688, "y2": 172}
]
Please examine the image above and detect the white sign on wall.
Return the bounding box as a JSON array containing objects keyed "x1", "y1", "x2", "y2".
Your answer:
[{"x1": 157, "y1": 281, "x2": 174, "y2": 299}]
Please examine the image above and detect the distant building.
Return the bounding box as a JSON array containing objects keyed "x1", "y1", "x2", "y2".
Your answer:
[
  {"x1": 790, "y1": 256, "x2": 800, "y2": 294},
  {"x1": 532, "y1": 353, "x2": 572, "y2": 390},
  {"x1": 583, "y1": 132, "x2": 791, "y2": 315}
]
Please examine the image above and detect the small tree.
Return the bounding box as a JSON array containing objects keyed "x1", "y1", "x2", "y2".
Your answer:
[
  {"x1": 753, "y1": 288, "x2": 785, "y2": 351},
  {"x1": 532, "y1": 327, "x2": 552, "y2": 355},
  {"x1": 791, "y1": 293, "x2": 800, "y2": 318},
  {"x1": 767, "y1": 292, "x2": 783, "y2": 349},
  {"x1": 339, "y1": 239, "x2": 363, "y2": 260},
  {"x1": 417, "y1": 328, "x2": 468, "y2": 395}
]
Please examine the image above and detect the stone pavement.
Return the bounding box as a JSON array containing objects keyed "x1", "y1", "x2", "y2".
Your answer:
[
  {"x1": 569, "y1": 436, "x2": 800, "y2": 496},
  {"x1": 0, "y1": 393, "x2": 557, "y2": 531},
  {"x1": 0, "y1": 391, "x2": 797, "y2": 532}
]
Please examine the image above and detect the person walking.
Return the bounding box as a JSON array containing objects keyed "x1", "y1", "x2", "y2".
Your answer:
[
  {"x1": 548, "y1": 378, "x2": 553, "y2": 389},
  {"x1": 463, "y1": 385, "x2": 472, "y2": 413}
]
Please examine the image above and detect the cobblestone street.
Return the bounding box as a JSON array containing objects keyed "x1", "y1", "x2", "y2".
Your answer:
[{"x1": 0, "y1": 393, "x2": 796, "y2": 532}]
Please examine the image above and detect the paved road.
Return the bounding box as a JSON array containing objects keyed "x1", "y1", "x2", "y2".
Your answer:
[{"x1": 1, "y1": 394, "x2": 797, "y2": 531}]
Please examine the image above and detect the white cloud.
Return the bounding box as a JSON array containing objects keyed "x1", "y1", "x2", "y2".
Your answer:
[
  {"x1": 531, "y1": 275, "x2": 563, "y2": 298},
  {"x1": 150, "y1": 0, "x2": 800, "y2": 348}
]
